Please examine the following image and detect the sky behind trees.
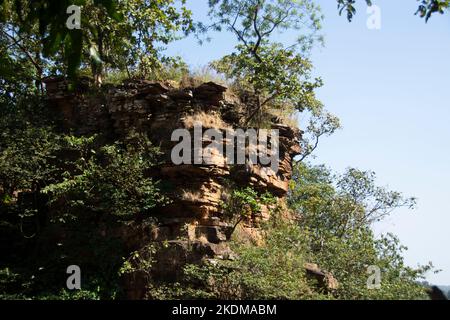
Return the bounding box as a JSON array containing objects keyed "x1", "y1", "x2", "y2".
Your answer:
[{"x1": 166, "y1": 0, "x2": 450, "y2": 284}]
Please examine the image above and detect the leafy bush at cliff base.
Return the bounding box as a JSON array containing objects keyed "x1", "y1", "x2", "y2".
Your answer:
[
  {"x1": 288, "y1": 162, "x2": 433, "y2": 300},
  {"x1": 148, "y1": 217, "x2": 319, "y2": 300},
  {"x1": 0, "y1": 132, "x2": 165, "y2": 299},
  {"x1": 221, "y1": 219, "x2": 319, "y2": 300},
  {"x1": 148, "y1": 188, "x2": 311, "y2": 300}
]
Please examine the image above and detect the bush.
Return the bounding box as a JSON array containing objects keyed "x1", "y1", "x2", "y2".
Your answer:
[
  {"x1": 150, "y1": 213, "x2": 320, "y2": 300},
  {"x1": 43, "y1": 133, "x2": 168, "y2": 222},
  {"x1": 0, "y1": 124, "x2": 167, "y2": 299},
  {"x1": 288, "y1": 162, "x2": 431, "y2": 300}
]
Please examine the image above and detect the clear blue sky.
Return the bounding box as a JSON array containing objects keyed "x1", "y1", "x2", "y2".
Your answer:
[{"x1": 166, "y1": 0, "x2": 450, "y2": 284}]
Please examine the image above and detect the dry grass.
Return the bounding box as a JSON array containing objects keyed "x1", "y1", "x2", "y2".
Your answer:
[
  {"x1": 183, "y1": 111, "x2": 231, "y2": 130},
  {"x1": 181, "y1": 190, "x2": 204, "y2": 203},
  {"x1": 180, "y1": 65, "x2": 229, "y2": 88},
  {"x1": 266, "y1": 106, "x2": 300, "y2": 128}
]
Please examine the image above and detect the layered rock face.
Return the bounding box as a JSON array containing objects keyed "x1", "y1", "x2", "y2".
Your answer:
[{"x1": 44, "y1": 77, "x2": 303, "y2": 298}]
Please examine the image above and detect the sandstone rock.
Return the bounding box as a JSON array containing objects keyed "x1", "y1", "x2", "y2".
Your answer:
[
  {"x1": 304, "y1": 263, "x2": 339, "y2": 291},
  {"x1": 194, "y1": 81, "x2": 228, "y2": 106},
  {"x1": 138, "y1": 82, "x2": 169, "y2": 96},
  {"x1": 168, "y1": 88, "x2": 194, "y2": 100},
  {"x1": 44, "y1": 78, "x2": 304, "y2": 298},
  {"x1": 195, "y1": 81, "x2": 227, "y2": 95}
]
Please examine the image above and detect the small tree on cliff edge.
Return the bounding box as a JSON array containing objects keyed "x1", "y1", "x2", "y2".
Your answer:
[
  {"x1": 204, "y1": 0, "x2": 321, "y2": 121},
  {"x1": 202, "y1": 0, "x2": 340, "y2": 160}
]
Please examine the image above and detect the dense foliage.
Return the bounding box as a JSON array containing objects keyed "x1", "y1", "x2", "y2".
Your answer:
[
  {"x1": 0, "y1": 97, "x2": 165, "y2": 299},
  {"x1": 0, "y1": 0, "x2": 193, "y2": 83},
  {"x1": 289, "y1": 162, "x2": 432, "y2": 299},
  {"x1": 156, "y1": 218, "x2": 315, "y2": 300}
]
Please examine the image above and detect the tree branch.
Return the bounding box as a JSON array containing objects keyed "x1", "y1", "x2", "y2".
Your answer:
[
  {"x1": 298, "y1": 131, "x2": 325, "y2": 162},
  {"x1": 251, "y1": 2, "x2": 263, "y2": 63}
]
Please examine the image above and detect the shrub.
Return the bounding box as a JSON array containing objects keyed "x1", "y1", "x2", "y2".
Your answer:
[
  {"x1": 43, "y1": 133, "x2": 168, "y2": 222},
  {"x1": 150, "y1": 205, "x2": 319, "y2": 300}
]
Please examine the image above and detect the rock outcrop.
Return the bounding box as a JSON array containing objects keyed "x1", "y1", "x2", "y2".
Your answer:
[
  {"x1": 304, "y1": 263, "x2": 339, "y2": 291},
  {"x1": 43, "y1": 77, "x2": 331, "y2": 298}
]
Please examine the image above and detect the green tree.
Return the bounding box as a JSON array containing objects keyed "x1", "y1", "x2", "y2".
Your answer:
[
  {"x1": 42, "y1": 133, "x2": 167, "y2": 222},
  {"x1": 78, "y1": 0, "x2": 194, "y2": 83},
  {"x1": 0, "y1": 0, "x2": 118, "y2": 81},
  {"x1": 0, "y1": 0, "x2": 193, "y2": 83},
  {"x1": 288, "y1": 162, "x2": 433, "y2": 299},
  {"x1": 336, "y1": 0, "x2": 372, "y2": 21},
  {"x1": 205, "y1": 1, "x2": 325, "y2": 123},
  {"x1": 0, "y1": 95, "x2": 58, "y2": 201},
  {"x1": 0, "y1": 127, "x2": 166, "y2": 299},
  {"x1": 204, "y1": 0, "x2": 340, "y2": 160},
  {"x1": 0, "y1": 8, "x2": 47, "y2": 94}
]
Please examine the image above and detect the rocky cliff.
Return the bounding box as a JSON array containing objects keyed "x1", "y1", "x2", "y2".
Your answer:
[{"x1": 43, "y1": 77, "x2": 335, "y2": 298}]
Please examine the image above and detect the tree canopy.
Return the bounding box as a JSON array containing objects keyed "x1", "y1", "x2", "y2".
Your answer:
[{"x1": 0, "y1": 0, "x2": 193, "y2": 84}]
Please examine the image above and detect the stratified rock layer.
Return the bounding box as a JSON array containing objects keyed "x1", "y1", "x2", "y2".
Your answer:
[{"x1": 44, "y1": 77, "x2": 304, "y2": 298}]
